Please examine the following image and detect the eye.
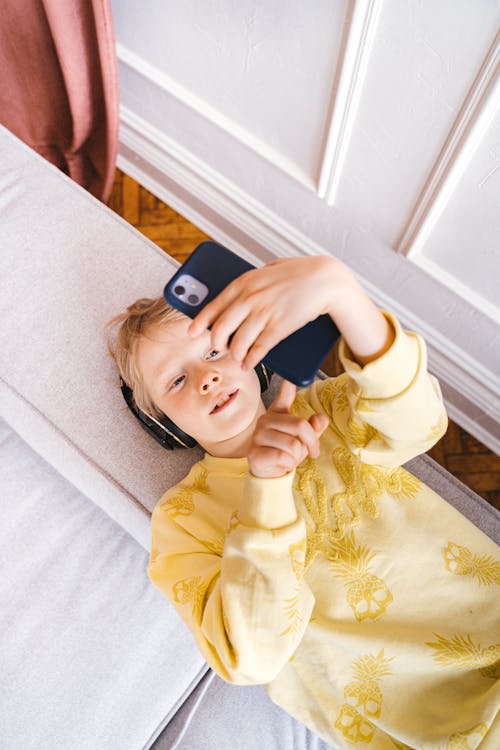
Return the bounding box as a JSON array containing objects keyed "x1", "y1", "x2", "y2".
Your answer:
[
  {"x1": 170, "y1": 375, "x2": 185, "y2": 389},
  {"x1": 169, "y1": 350, "x2": 221, "y2": 390}
]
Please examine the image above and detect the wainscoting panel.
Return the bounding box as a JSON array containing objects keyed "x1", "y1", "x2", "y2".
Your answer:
[{"x1": 112, "y1": 0, "x2": 500, "y2": 453}]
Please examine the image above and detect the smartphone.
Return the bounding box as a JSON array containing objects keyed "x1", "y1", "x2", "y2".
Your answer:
[{"x1": 164, "y1": 241, "x2": 340, "y2": 387}]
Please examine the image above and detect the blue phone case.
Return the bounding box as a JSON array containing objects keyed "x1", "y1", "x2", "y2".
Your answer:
[{"x1": 164, "y1": 241, "x2": 340, "y2": 387}]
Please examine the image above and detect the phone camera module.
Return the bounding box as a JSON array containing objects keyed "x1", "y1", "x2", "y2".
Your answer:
[{"x1": 170, "y1": 274, "x2": 209, "y2": 307}]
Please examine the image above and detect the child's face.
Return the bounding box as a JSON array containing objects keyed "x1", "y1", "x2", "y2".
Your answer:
[{"x1": 136, "y1": 317, "x2": 267, "y2": 458}]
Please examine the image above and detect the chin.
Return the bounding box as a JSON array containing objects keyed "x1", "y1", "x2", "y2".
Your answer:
[{"x1": 207, "y1": 412, "x2": 256, "y2": 447}]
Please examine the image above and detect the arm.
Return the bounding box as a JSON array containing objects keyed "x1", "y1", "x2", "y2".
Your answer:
[
  {"x1": 148, "y1": 472, "x2": 315, "y2": 686},
  {"x1": 187, "y1": 254, "x2": 447, "y2": 465},
  {"x1": 187, "y1": 254, "x2": 395, "y2": 371},
  {"x1": 323, "y1": 263, "x2": 396, "y2": 367},
  {"x1": 301, "y1": 307, "x2": 448, "y2": 467}
]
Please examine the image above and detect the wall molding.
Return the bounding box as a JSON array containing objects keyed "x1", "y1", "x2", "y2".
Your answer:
[
  {"x1": 410, "y1": 254, "x2": 500, "y2": 325},
  {"x1": 116, "y1": 42, "x2": 314, "y2": 191},
  {"x1": 397, "y1": 31, "x2": 500, "y2": 258},
  {"x1": 118, "y1": 105, "x2": 500, "y2": 454},
  {"x1": 317, "y1": 0, "x2": 383, "y2": 204}
]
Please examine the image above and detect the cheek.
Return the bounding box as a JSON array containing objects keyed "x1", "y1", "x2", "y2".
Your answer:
[
  {"x1": 168, "y1": 389, "x2": 208, "y2": 426},
  {"x1": 161, "y1": 391, "x2": 189, "y2": 421},
  {"x1": 242, "y1": 367, "x2": 261, "y2": 393},
  {"x1": 248, "y1": 369, "x2": 262, "y2": 394}
]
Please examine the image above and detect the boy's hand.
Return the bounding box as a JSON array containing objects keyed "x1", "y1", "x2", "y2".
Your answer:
[
  {"x1": 187, "y1": 255, "x2": 346, "y2": 371},
  {"x1": 248, "y1": 379, "x2": 329, "y2": 479}
]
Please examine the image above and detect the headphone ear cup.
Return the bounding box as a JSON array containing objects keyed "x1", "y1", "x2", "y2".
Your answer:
[
  {"x1": 120, "y1": 378, "x2": 197, "y2": 450},
  {"x1": 157, "y1": 411, "x2": 198, "y2": 449}
]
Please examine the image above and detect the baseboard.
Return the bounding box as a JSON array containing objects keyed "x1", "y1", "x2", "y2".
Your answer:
[{"x1": 117, "y1": 107, "x2": 500, "y2": 455}]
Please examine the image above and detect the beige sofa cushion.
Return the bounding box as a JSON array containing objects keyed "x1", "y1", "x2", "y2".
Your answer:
[{"x1": 0, "y1": 126, "x2": 210, "y2": 549}]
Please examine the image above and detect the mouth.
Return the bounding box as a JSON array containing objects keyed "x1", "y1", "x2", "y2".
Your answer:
[{"x1": 210, "y1": 389, "x2": 239, "y2": 415}]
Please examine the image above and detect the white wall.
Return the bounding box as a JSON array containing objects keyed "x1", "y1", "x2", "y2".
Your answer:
[{"x1": 111, "y1": 0, "x2": 500, "y2": 453}]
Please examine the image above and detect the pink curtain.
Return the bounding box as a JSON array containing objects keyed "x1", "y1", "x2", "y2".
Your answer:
[{"x1": 0, "y1": 0, "x2": 119, "y2": 202}]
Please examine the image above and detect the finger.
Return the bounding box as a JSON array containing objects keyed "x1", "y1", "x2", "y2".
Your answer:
[
  {"x1": 268, "y1": 379, "x2": 296, "y2": 414},
  {"x1": 265, "y1": 258, "x2": 289, "y2": 267},
  {"x1": 255, "y1": 427, "x2": 308, "y2": 464},
  {"x1": 253, "y1": 442, "x2": 307, "y2": 474},
  {"x1": 241, "y1": 324, "x2": 286, "y2": 371},
  {"x1": 258, "y1": 413, "x2": 320, "y2": 458},
  {"x1": 309, "y1": 413, "x2": 329, "y2": 434},
  {"x1": 187, "y1": 283, "x2": 241, "y2": 338},
  {"x1": 208, "y1": 304, "x2": 251, "y2": 352},
  {"x1": 249, "y1": 446, "x2": 299, "y2": 477},
  {"x1": 228, "y1": 310, "x2": 268, "y2": 363}
]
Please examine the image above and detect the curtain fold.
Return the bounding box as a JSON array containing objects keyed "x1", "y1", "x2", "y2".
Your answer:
[{"x1": 0, "y1": 0, "x2": 119, "y2": 202}]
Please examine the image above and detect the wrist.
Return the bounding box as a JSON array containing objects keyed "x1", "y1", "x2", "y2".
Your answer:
[
  {"x1": 325, "y1": 270, "x2": 395, "y2": 367},
  {"x1": 319, "y1": 256, "x2": 355, "y2": 316},
  {"x1": 239, "y1": 471, "x2": 297, "y2": 529}
]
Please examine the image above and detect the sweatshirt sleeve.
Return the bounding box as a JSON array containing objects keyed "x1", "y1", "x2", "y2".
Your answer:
[
  {"x1": 309, "y1": 309, "x2": 448, "y2": 468},
  {"x1": 147, "y1": 470, "x2": 315, "y2": 686}
]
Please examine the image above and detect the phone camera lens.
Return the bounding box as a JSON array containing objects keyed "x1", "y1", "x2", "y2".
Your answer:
[
  {"x1": 188, "y1": 294, "x2": 199, "y2": 304},
  {"x1": 174, "y1": 285, "x2": 185, "y2": 296}
]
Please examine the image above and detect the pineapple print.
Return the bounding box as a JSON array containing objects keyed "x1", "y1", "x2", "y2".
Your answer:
[
  {"x1": 347, "y1": 417, "x2": 383, "y2": 450},
  {"x1": 203, "y1": 536, "x2": 225, "y2": 556},
  {"x1": 330, "y1": 448, "x2": 422, "y2": 540},
  {"x1": 331, "y1": 448, "x2": 379, "y2": 531},
  {"x1": 328, "y1": 531, "x2": 393, "y2": 621},
  {"x1": 159, "y1": 466, "x2": 210, "y2": 518},
  {"x1": 363, "y1": 463, "x2": 422, "y2": 501},
  {"x1": 160, "y1": 486, "x2": 195, "y2": 518},
  {"x1": 295, "y1": 457, "x2": 329, "y2": 530},
  {"x1": 425, "y1": 633, "x2": 500, "y2": 679},
  {"x1": 318, "y1": 375, "x2": 350, "y2": 419},
  {"x1": 426, "y1": 412, "x2": 448, "y2": 442},
  {"x1": 443, "y1": 723, "x2": 488, "y2": 750},
  {"x1": 190, "y1": 466, "x2": 211, "y2": 493},
  {"x1": 289, "y1": 539, "x2": 307, "y2": 580},
  {"x1": 280, "y1": 583, "x2": 304, "y2": 638},
  {"x1": 291, "y1": 391, "x2": 313, "y2": 416},
  {"x1": 294, "y1": 447, "x2": 421, "y2": 568},
  {"x1": 172, "y1": 575, "x2": 205, "y2": 620},
  {"x1": 295, "y1": 457, "x2": 331, "y2": 568},
  {"x1": 443, "y1": 542, "x2": 500, "y2": 586},
  {"x1": 334, "y1": 650, "x2": 393, "y2": 743},
  {"x1": 292, "y1": 383, "x2": 422, "y2": 566}
]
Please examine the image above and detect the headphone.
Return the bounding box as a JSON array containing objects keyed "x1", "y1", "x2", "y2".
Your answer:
[{"x1": 120, "y1": 362, "x2": 273, "y2": 450}]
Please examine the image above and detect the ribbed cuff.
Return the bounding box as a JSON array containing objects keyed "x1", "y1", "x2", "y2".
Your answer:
[
  {"x1": 238, "y1": 470, "x2": 297, "y2": 529},
  {"x1": 338, "y1": 310, "x2": 421, "y2": 399}
]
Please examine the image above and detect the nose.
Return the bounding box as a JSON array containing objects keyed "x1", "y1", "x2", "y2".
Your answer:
[{"x1": 198, "y1": 370, "x2": 222, "y2": 394}]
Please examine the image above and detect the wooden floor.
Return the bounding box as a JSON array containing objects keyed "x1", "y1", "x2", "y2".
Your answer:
[{"x1": 107, "y1": 169, "x2": 500, "y2": 511}]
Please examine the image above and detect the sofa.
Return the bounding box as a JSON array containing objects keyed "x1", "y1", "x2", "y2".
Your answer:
[{"x1": 1, "y1": 124, "x2": 498, "y2": 750}]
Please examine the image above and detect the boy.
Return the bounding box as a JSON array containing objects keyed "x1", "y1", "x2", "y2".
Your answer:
[{"x1": 108, "y1": 254, "x2": 499, "y2": 748}]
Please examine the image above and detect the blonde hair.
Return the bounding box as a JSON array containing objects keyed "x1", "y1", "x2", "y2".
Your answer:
[{"x1": 106, "y1": 296, "x2": 186, "y2": 419}]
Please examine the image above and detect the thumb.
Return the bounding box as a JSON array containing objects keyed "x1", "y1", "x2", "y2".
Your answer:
[{"x1": 269, "y1": 378, "x2": 297, "y2": 414}]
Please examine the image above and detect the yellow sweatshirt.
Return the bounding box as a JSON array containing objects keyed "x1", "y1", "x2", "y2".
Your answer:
[{"x1": 148, "y1": 311, "x2": 500, "y2": 749}]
